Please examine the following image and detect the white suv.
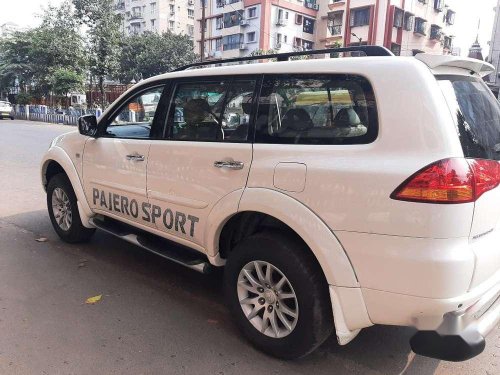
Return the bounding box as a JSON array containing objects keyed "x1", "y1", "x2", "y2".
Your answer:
[{"x1": 41, "y1": 47, "x2": 500, "y2": 361}]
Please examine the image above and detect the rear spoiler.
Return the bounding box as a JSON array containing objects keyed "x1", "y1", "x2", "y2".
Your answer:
[{"x1": 415, "y1": 54, "x2": 495, "y2": 77}]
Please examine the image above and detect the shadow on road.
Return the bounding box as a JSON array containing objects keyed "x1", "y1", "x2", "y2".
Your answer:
[{"x1": 0, "y1": 209, "x2": 441, "y2": 375}]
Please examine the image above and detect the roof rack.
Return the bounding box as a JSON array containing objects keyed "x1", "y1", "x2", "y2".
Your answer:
[{"x1": 174, "y1": 45, "x2": 394, "y2": 72}]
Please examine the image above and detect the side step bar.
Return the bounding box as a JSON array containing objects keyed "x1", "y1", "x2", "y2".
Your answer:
[{"x1": 89, "y1": 217, "x2": 211, "y2": 274}]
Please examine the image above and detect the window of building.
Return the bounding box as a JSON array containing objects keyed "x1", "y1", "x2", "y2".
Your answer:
[
  {"x1": 216, "y1": 0, "x2": 224, "y2": 8},
  {"x1": 328, "y1": 11, "x2": 343, "y2": 36},
  {"x1": 417, "y1": 0, "x2": 428, "y2": 4},
  {"x1": 150, "y1": 19, "x2": 156, "y2": 28},
  {"x1": 216, "y1": 16, "x2": 223, "y2": 29},
  {"x1": 391, "y1": 43, "x2": 401, "y2": 56},
  {"x1": 150, "y1": 2, "x2": 156, "y2": 14},
  {"x1": 414, "y1": 17, "x2": 427, "y2": 35},
  {"x1": 430, "y1": 24, "x2": 441, "y2": 40},
  {"x1": 169, "y1": 20, "x2": 175, "y2": 30},
  {"x1": 404, "y1": 12, "x2": 414, "y2": 31},
  {"x1": 446, "y1": 10, "x2": 456, "y2": 25},
  {"x1": 443, "y1": 35, "x2": 452, "y2": 49},
  {"x1": 248, "y1": 7, "x2": 257, "y2": 18},
  {"x1": 188, "y1": 9, "x2": 194, "y2": 19},
  {"x1": 303, "y1": 17, "x2": 315, "y2": 34},
  {"x1": 434, "y1": 0, "x2": 444, "y2": 12},
  {"x1": 285, "y1": 11, "x2": 289, "y2": 20},
  {"x1": 247, "y1": 31, "x2": 256, "y2": 43},
  {"x1": 302, "y1": 40, "x2": 314, "y2": 50},
  {"x1": 284, "y1": 35, "x2": 287, "y2": 43},
  {"x1": 224, "y1": 11, "x2": 243, "y2": 28},
  {"x1": 254, "y1": 75, "x2": 378, "y2": 145},
  {"x1": 394, "y1": 8, "x2": 404, "y2": 28},
  {"x1": 295, "y1": 14, "x2": 303, "y2": 25},
  {"x1": 350, "y1": 7, "x2": 370, "y2": 27},
  {"x1": 168, "y1": 79, "x2": 256, "y2": 142},
  {"x1": 215, "y1": 37, "x2": 222, "y2": 51},
  {"x1": 169, "y1": 4, "x2": 174, "y2": 14},
  {"x1": 222, "y1": 33, "x2": 242, "y2": 50}
]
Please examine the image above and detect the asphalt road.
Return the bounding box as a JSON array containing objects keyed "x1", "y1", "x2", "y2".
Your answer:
[{"x1": 0, "y1": 119, "x2": 499, "y2": 375}]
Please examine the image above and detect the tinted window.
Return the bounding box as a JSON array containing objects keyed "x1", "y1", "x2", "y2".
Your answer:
[
  {"x1": 168, "y1": 79, "x2": 256, "y2": 142},
  {"x1": 105, "y1": 86, "x2": 164, "y2": 139},
  {"x1": 254, "y1": 75, "x2": 378, "y2": 145},
  {"x1": 438, "y1": 76, "x2": 500, "y2": 161}
]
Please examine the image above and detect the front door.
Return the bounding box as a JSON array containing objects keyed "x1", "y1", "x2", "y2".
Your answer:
[
  {"x1": 82, "y1": 85, "x2": 164, "y2": 227},
  {"x1": 147, "y1": 77, "x2": 258, "y2": 247}
]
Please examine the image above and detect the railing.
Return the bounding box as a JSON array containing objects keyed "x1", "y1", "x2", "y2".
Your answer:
[
  {"x1": 14, "y1": 106, "x2": 102, "y2": 126},
  {"x1": 329, "y1": 24, "x2": 342, "y2": 36}
]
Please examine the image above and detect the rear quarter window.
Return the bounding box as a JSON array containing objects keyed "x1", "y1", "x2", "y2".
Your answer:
[
  {"x1": 438, "y1": 75, "x2": 500, "y2": 161},
  {"x1": 254, "y1": 74, "x2": 378, "y2": 145}
]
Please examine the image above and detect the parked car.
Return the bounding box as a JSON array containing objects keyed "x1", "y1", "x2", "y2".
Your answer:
[
  {"x1": 0, "y1": 101, "x2": 14, "y2": 120},
  {"x1": 41, "y1": 46, "x2": 500, "y2": 362}
]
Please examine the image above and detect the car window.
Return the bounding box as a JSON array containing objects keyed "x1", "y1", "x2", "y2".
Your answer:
[
  {"x1": 167, "y1": 79, "x2": 256, "y2": 142},
  {"x1": 255, "y1": 74, "x2": 378, "y2": 145},
  {"x1": 105, "y1": 86, "x2": 164, "y2": 139},
  {"x1": 438, "y1": 76, "x2": 500, "y2": 161}
]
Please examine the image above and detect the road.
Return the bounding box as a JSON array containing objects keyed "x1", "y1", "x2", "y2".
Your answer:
[{"x1": 0, "y1": 119, "x2": 498, "y2": 375}]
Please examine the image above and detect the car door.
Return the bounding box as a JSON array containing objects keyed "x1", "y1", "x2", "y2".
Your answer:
[
  {"x1": 147, "y1": 76, "x2": 258, "y2": 247},
  {"x1": 82, "y1": 85, "x2": 165, "y2": 227}
]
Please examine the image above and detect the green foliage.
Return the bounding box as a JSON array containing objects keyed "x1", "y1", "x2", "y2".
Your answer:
[
  {"x1": 116, "y1": 32, "x2": 197, "y2": 83},
  {"x1": 0, "y1": 0, "x2": 85, "y2": 98},
  {"x1": 72, "y1": 0, "x2": 121, "y2": 106},
  {"x1": 15, "y1": 92, "x2": 33, "y2": 105},
  {"x1": 50, "y1": 68, "x2": 85, "y2": 96}
]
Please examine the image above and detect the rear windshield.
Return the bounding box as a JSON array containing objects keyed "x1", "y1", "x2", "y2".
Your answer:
[{"x1": 437, "y1": 75, "x2": 500, "y2": 161}]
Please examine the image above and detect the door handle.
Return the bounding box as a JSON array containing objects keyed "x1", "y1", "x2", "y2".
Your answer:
[
  {"x1": 126, "y1": 154, "x2": 145, "y2": 162},
  {"x1": 214, "y1": 160, "x2": 244, "y2": 170}
]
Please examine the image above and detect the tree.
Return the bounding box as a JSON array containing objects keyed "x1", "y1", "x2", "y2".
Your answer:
[
  {"x1": 73, "y1": 0, "x2": 122, "y2": 107},
  {"x1": 50, "y1": 68, "x2": 85, "y2": 105},
  {"x1": 117, "y1": 32, "x2": 197, "y2": 84}
]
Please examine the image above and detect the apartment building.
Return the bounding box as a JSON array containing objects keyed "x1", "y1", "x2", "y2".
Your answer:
[
  {"x1": 317, "y1": 0, "x2": 457, "y2": 56},
  {"x1": 114, "y1": 0, "x2": 195, "y2": 38},
  {"x1": 194, "y1": 0, "x2": 321, "y2": 59}
]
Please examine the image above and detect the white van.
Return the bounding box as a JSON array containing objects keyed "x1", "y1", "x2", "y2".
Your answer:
[{"x1": 41, "y1": 46, "x2": 500, "y2": 361}]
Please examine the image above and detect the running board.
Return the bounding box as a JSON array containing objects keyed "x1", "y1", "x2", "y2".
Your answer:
[{"x1": 89, "y1": 217, "x2": 211, "y2": 274}]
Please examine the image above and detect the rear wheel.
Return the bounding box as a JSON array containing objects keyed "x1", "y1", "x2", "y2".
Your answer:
[
  {"x1": 224, "y1": 231, "x2": 333, "y2": 359},
  {"x1": 47, "y1": 173, "x2": 95, "y2": 243}
]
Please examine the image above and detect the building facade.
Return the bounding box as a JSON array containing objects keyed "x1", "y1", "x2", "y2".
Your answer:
[
  {"x1": 487, "y1": 0, "x2": 500, "y2": 94},
  {"x1": 194, "y1": 0, "x2": 321, "y2": 59},
  {"x1": 114, "y1": 0, "x2": 195, "y2": 38},
  {"x1": 316, "y1": 0, "x2": 456, "y2": 56},
  {"x1": 195, "y1": 0, "x2": 457, "y2": 60}
]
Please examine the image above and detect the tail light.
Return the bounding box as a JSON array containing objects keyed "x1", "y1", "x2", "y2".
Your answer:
[{"x1": 391, "y1": 158, "x2": 500, "y2": 204}]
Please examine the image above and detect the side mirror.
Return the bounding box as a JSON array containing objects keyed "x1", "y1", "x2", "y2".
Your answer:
[{"x1": 78, "y1": 115, "x2": 98, "y2": 137}]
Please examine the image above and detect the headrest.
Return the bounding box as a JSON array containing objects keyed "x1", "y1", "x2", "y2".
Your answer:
[
  {"x1": 184, "y1": 98, "x2": 211, "y2": 116},
  {"x1": 334, "y1": 108, "x2": 361, "y2": 128},
  {"x1": 281, "y1": 108, "x2": 314, "y2": 131}
]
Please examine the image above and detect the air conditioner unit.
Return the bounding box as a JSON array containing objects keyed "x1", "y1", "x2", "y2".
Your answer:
[
  {"x1": 313, "y1": 4, "x2": 319, "y2": 10},
  {"x1": 239, "y1": 43, "x2": 247, "y2": 50},
  {"x1": 240, "y1": 19, "x2": 249, "y2": 26},
  {"x1": 276, "y1": 18, "x2": 287, "y2": 26}
]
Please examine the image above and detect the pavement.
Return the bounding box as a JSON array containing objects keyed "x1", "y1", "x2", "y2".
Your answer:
[{"x1": 0, "y1": 119, "x2": 498, "y2": 375}]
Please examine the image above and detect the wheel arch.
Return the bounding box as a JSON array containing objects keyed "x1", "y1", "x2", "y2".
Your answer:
[
  {"x1": 206, "y1": 187, "x2": 359, "y2": 288},
  {"x1": 41, "y1": 147, "x2": 94, "y2": 227}
]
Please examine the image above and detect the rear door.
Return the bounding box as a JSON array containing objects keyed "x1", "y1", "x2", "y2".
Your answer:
[
  {"x1": 438, "y1": 75, "x2": 500, "y2": 286},
  {"x1": 146, "y1": 76, "x2": 258, "y2": 247}
]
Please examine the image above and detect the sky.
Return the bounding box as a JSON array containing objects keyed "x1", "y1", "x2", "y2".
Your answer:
[{"x1": 0, "y1": 0, "x2": 499, "y2": 58}]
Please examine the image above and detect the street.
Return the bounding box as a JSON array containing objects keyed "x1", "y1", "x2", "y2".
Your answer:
[{"x1": 0, "y1": 119, "x2": 498, "y2": 375}]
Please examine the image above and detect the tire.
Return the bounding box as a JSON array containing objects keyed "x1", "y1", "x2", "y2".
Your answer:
[
  {"x1": 47, "y1": 173, "x2": 95, "y2": 243},
  {"x1": 10, "y1": 116, "x2": 14, "y2": 120},
  {"x1": 224, "y1": 230, "x2": 333, "y2": 359}
]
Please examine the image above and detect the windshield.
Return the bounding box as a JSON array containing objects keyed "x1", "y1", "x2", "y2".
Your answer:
[{"x1": 437, "y1": 75, "x2": 500, "y2": 161}]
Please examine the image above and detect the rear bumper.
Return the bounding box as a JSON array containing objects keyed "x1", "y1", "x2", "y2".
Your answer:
[{"x1": 410, "y1": 281, "x2": 500, "y2": 361}]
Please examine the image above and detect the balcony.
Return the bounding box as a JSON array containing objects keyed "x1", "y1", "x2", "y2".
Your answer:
[
  {"x1": 430, "y1": 25, "x2": 442, "y2": 41},
  {"x1": 328, "y1": 24, "x2": 342, "y2": 36},
  {"x1": 414, "y1": 18, "x2": 427, "y2": 36},
  {"x1": 305, "y1": 1, "x2": 320, "y2": 11},
  {"x1": 129, "y1": 12, "x2": 143, "y2": 21}
]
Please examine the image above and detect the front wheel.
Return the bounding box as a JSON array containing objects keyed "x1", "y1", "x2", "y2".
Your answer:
[
  {"x1": 47, "y1": 173, "x2": 95, "y2": 243},
  {"x1": 224, "y1": 231, "x2": 333, "y2": 359}
]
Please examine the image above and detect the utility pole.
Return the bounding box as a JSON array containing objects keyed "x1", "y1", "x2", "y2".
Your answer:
[{"x1": 200, "y1": 0, "x2": 206, "y2": 62}]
